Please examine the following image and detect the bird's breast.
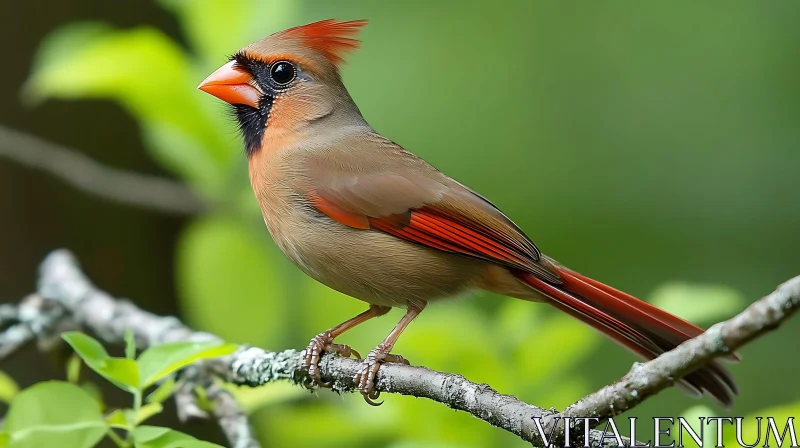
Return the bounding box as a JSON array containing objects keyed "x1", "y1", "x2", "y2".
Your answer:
[
  {"x1": 248, "y1": 149, "x2": 308, "y2": 264},
  {"x1": 246, "y1": 143, "x2": 487, "y2": 308},
  {"x1": 250, "y1": 166, "x2": 484, "y2": 306}
]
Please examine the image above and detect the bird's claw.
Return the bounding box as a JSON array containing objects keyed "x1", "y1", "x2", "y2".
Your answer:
[
  {"x1": 363, "y1": 388, "x2": 382, "y2": 406},
  {"x1": 353, "y1": 345, "x2": 410, "y2": 405},
  {"x1": 303, "y1": 332, "x2": 360, "y2": 388}
]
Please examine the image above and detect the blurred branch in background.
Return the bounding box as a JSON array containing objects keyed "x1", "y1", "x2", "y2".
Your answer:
[
  {"x1": 0, "y1": 125, "x2": 205, "y2": 215},
  {"x1": 1, "y1": 250, "x2": 797, "y2": 447}
]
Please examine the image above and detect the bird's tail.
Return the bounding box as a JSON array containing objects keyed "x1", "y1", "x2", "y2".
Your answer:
[{"x1": 516, "y1": 266, "x2": 739, "y2": 406}]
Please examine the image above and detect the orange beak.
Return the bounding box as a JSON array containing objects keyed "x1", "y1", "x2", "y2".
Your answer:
[{"x1": 198, "y1": 61, "x2": 262, "y2": 108}]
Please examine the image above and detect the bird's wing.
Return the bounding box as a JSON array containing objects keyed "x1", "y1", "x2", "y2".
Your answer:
[{"x1": 307, "y1": 134, "x2": 560, "y2": 283}]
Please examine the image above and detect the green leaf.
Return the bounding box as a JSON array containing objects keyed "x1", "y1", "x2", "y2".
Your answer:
[
  {"x1": 62, "y1": 332, "x2": 140, "y2": 392},
  {"x1": 66, "y1": 354, "x2": 81, "y2": 383},
  {"x1": 79, "y1": 382, "x2": 104, "y2": 411},
  {"x1": 61, "y1": 332, "x2": 109, "y2": 365},
  {"x1": 157, "y1": 0, "x2": 267, "y2": 71},
  {"x1": 650, "y1": 282, "x2": 745, "y2": 323},
  {"x1": 0, "y1": 370, "x2": 20, "y2": 403},
  {"x1": 177, "y1": 218, "x2": 288, "y2": 346},
  {"x1": 137, "y1": 341, "x2": 236, "y2": 388},
  {"x1": 135, "y1": 403, "x2": 164, "y2": 425},
  {"x1": 25, "y1": 23, "x2": 234, "y2": 193},
  {"x1": 135, "y1": 426, "x2": 169, "y2": 442},
  {"x1": 0, "y1": 433, "x2": 9, "y2": 448},
  {"x1": 125, "y1": 328, "x2": 137, "y2": 360},
  {"x1": 102, "y1": 359, "x2": 141, "y2": 392},
  {"x1": 146, "y1": 377, "x2": 176, "y2": 404},
  {"x1": 193, "y1": 385, "x2": 212, "y2": 412},
  {"x1": 106, "y1": 409, "x2": 129, "y2": 430},
  {"x1": 133, "y1": 426, "x2": 223, "y2": 448},
  {"x1": 5, "y1": 381, "x2": 107, "y2": 448}
]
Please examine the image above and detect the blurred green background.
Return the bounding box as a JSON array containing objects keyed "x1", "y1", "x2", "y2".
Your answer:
[{"x1": 1, "y1": 1, "x2": 799, "y2": 446}]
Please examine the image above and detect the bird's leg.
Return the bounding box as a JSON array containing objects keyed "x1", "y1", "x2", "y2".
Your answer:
[
  {"x1": 304, "y1": 304, "x2": 391, "y2": 387},
  {"x1": 355, "y1": 302, "x2": 426, "y2": 405}
]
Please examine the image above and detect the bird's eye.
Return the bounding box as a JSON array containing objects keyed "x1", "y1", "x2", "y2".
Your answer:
[{"x1": 270, "y1": 61, "x2": 296, "y2": 86}]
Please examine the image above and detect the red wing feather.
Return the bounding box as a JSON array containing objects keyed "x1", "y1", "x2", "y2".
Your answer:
[
  {"x1": 368, "y1": 207, "x2": 534, "y2": 269},
  {"x1": 309, "y1": 192, "x2": 369, "y2": 229},
  {"x1": 311, "y1": 187, "x2": 560, "y2": 282},
  {"x1": 369, "y1": 218, "x2": 465, "y2": 254}
]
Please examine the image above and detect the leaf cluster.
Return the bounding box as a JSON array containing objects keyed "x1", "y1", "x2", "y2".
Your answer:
[{"x1": 0, "y1": 331, "x2": 235, "y2": 448}]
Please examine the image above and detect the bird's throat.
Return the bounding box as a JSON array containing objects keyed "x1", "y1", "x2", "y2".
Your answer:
[{"x1": 233, "y1": 94, "x2": 274, "y2": 157}]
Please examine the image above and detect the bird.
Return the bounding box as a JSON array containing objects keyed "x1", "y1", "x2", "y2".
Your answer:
[{"x1": 198, "y1": 19, "x2": 738, "y2": 406}]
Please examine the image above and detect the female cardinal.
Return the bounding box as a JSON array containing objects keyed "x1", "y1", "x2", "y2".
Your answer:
[{"x1": 198, "y1": 19, "x2": 737, "y2": 405}]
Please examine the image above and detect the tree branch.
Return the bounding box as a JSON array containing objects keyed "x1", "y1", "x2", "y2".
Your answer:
[
  {"x1": 0, "y1": 124, "x2": 205, "y2": 215},
  {"x1": 1, "y1": 250, "x2": 798, "y2": 447}
]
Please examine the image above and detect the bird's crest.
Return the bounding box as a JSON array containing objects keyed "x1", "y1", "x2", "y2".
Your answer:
[{"x1": 279, "y1": 19, "x2": 368, "y2": 65}]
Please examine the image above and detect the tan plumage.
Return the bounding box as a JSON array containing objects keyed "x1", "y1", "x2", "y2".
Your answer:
[{"x1": 199, "y1": 19, "x2": 737, "y2": 405}]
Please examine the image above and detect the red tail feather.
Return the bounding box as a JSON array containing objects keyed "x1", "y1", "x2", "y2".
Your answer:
[{"x1": 516, "y1": 268, "x2": 738, "y2": 406}]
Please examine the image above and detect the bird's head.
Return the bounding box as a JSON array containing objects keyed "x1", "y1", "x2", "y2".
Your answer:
[{"x1": 198, "y1": 19, "x2": 368, "y2": 156}]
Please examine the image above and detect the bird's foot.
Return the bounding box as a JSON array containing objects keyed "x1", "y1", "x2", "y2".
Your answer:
[
  {"x1": 303, "y1": 331, "x2": 361, "y2": 388},
  {"x1": 354, "y1": 343, "x2": 410, "y2": 406}
]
